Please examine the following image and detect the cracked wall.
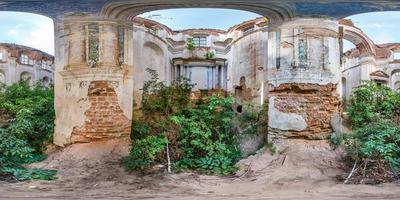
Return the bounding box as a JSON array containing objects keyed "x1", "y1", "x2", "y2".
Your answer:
[
  {"x1": 54, "y1": 18, "x2": 134, "y2": 146},
  {"x1": 269, "y1": 83, "x2": 340, "y2": 139},
  {"x1": 71, "y1": 81, "x2": 131, "y2": 143}
]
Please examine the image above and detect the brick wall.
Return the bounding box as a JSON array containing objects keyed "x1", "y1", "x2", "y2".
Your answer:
[
  {"x1": 71, "y1": 81, "x2": 131, "y2": 143},
  {"x1": 269, "y1": 83, "x2": 340, "y2": 139}
]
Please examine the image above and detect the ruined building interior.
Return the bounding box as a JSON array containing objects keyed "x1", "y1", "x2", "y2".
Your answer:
[
  {"x1": 0, "y1": 1, "x2": 400, "y2": 147},
  {"x1": 340, "y1": 19, "x2": 400, "y2": 99},
  {"x1": 0, "y1": 43, "x2": 54, "y2": 86}
]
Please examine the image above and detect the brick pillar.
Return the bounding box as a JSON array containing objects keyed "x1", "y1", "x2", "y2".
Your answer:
[{"x1": 267, "y1": 18, "x2": 341, "y2": 139}]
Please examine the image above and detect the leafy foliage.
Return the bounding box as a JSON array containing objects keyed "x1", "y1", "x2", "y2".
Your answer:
[
  {"x1": 124, "y1": 70, "x2": 245, "y2": 175},
  {"x1": 0, "y1": 129, "x2": 35, "y2": 167},
  {"x1": 0, "y1": 82, "x2": 56, "y2": 181},
  {"x1": 171, "y1": 96, "x2": 241, "y2": 175},
  {"x1": 332, "y1": 81, "x2": 400, "y2": 183},
  {"x1": 122, "y1": 134, "x2": 168, "y2": 170},
  {"x1": 331, "y1": 122, "x2": 400, "y2": 171},
  {"x1": 204, "y1": 51, "x2": 215, "y2": 60},
  {"x1": 2, "y1": 167, "x2": 57, "y2": 181},
  {"x1": 0, "y1": 82, "x2": 55, "y2": 151},
  {"x1": 347, "y1": 81, "x2": 395, "y2": 128},
  {"x1": 186, "y1": 38, "x2": 195, "y2": 52},
  {"x1": 141, "y1": 68, "x2": 193, "y2": 116}
]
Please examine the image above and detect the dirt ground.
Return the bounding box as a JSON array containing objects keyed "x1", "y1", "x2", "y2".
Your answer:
[{"x1": 0, "y1": 138, "x2": 399, "y2": 200}]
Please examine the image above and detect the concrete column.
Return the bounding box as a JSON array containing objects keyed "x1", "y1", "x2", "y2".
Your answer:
[
  {"x1": 54, "y1": 16, "x2": 134, "y2": 146},
  {"x1": 268, "y1": 18, "x2": 340, "y2": 140}
]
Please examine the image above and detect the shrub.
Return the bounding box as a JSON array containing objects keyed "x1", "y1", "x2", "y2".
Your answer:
[
  {"x1": 122, "y1": 134, "x2": 168, "y2": 170},
  {"x1": 171, "y1": 95, "x2": 241, "y2": 175},
  {"x1": 204, "y1": 51, "x2": 215, "y2": 60},
  {"x1": 0, "y1": 129, "x2": 35, "y2": 167},
  {"x1": 141, "y1": 68, "x2": 193, "y2": 116},
  {"x1": 0, "y1": 82, "x2": 56, "y2": 181},
  {"x1": 347, "y1": 81, "x2": 394, "y2": 128},
  {"x1": 333, "y1": 81, "x2": 400, "y2": 183},
  {"x1": 124, "y1": 70, "x2": 243, "y2": 175},
  {"x1": 331, "y1": 121, "x2": 400, "y2": 183},
  {"x1": 186, "y1": 38, "x2": 195, "y2": 51},
  {"x1": 0, "y1": 82, "x2": 55, "y2": 151}
]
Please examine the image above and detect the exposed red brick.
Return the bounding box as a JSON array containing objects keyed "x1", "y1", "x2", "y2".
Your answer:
[
  {"x1": 71, "y1": 81, "x2": 131, "y2": 143},
  {"x1": 269, "y1": 83, "x2": 340, "y2": 139}
]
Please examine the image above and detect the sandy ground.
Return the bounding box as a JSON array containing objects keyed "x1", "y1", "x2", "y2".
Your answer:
[{"x1": 0, "y1": 138, "x2": 399, "y2": 200}]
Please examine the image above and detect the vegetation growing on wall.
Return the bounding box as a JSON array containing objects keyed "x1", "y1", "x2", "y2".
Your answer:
[
  {"x1": 123, "y1": 69, "x2": 263, "y2": 175},
  {"x1": 204, "y1": 50, "x2": 215, "y2": 60},
  {"x1": 186, "y1": 37, "x2": 195, "y2": 58},
  {"x1": 0, "y1": 82, "x2": 57, "y2": 181},
  {"x1": 331, "y1": 81, "x2": 400, "y2": 184}
]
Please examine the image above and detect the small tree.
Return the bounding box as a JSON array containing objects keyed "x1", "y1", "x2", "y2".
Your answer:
[
  {"x1": 187, "y1": 38, "x2": 195, "y2": 57},
  {"x1": 204, "y1": 50, "x2": 215, "y2": 60}
]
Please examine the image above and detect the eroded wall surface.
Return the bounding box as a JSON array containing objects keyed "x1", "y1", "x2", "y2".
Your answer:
[
  {"x1": 54, "y1": 17, "x2": 134, "y2": 146},
  {"x1": 267, "y1": 18, "x2": 341, "y2": 139},
  {"x1": 54, "y1": 16, "x2": 345, "y2": 146},
  {"x1": 0, "y1": 44, "x2": 54, "y2": 86}
]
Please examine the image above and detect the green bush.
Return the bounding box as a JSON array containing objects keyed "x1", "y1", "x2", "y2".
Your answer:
[
  {"x1": 347, "y1": 81, "x2": 395, "y2": 128},
  {"x1": 332, "y1": 121, "x2": 400, "y2": 172},
  {"x1": 141, "y1": 68, "x2": 193, "y2": 116},
  {"x1": 0, "y1": 82, "x2": 56, "y2": 181},
  {"x1": 124, "y1": 70, "x2": 243, "y2": 175},
  {"x1": 332, "y1": 81, "x2": 400, "y2": 183},
  {"x1": 0, "y1": 82, "x2": 55, "y2": 151},
  {"x1": 171, "y1": 95, "x2": 241, "y2": 175},
  {"x1": 2, "y1": 167, "x2": 57, "y2": 181},
  {"x1": 0, "y1": 129, "x2": 35, "y2": 167},
  {"x1": 122, "y1": 134, "x2": 168, "y2": 170}
]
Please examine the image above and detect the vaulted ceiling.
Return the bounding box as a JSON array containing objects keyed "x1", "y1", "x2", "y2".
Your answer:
[{"x1": 1, "y1": 0, "x2": 400, "y2": 22}]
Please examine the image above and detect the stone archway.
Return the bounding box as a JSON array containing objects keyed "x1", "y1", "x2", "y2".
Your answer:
[
  {"x1": 42, "y1": 76, "x2": 52, "y2": 87},
  {"x1": 20, "y1": 71, "x2": 33, "y2": 85},
  {"x1": 394, "y1": 81, "x2": 400, "y2": 90},
  {"x1": 142, "y1": 41, "x2": 166, "y2": 81}
]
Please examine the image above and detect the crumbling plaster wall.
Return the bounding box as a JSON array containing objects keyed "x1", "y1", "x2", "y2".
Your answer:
[
  {"x1": 227, "y1": 30, "x2": 268, "y2": 104},
  {"x1": 0, "y1": 45, "x2": 54, "y2": 85},
  {"x1": 54, "y1": 16, "x2": 134, "y2": 146},
  {"x1": 131, "y1": 29, "x2": 172, "y2": 117},
  {"x1": 54, "y1": 16, "x2": 349, "y2": 145},
  {"x1": 267, "y1": 18, "x2": 341, "y2": 139}
]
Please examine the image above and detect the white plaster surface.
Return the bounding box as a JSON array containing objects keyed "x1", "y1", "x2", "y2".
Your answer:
[{"x1": 268, "y1": 96, "x2": 307, "y2": 131}]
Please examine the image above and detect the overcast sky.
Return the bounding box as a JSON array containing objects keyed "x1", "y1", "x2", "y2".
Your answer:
[{"x1": 0, "y1": 9, "x2": 399, "y2": 55}]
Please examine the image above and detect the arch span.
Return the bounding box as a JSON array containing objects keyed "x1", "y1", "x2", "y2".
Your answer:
[
  {"x1": 1, "y1": 1, "x2": 400, "y2": 21},
  {"x1": 340, "y1": 22, "x2": 376, "y2": 56},
  {"x1": 101, "y1": 1, "x2": 295, "y2": 22},
  {"x1": 142, "y1": 41, "x2": 166, "y2": 80},
  {"x1": 20, "y1": 71, "x2": 33, "y2": 85}
]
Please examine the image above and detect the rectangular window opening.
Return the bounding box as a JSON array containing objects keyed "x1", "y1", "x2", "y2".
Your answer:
[
  {"x1": 193, "y1": 36, "x2": 207, "y2": 47},
  {"x1": 20, "y1": 54, "x2": 29, "y2": 65}
]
